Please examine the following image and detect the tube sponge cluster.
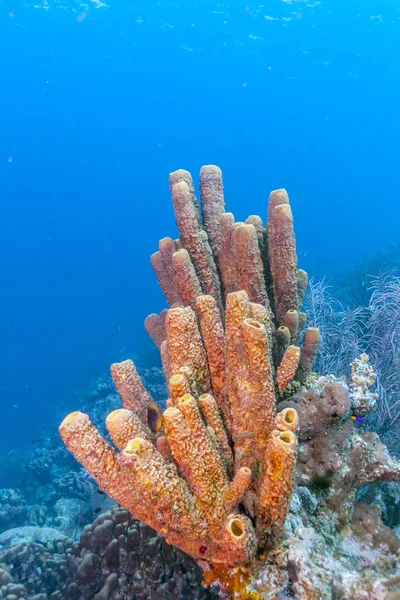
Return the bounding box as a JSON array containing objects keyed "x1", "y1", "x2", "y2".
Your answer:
[
  {"x1": 56, "y1": 165, "x2": 400, "y2": 599},
  {"x1": 60, "y1": 166, "x2": 322, "y2": 571},
  {"x1": 59, "y1": 303, "x2": 300, "y2": 567},
  {"x1": 147, "y1": 166, "x2": 319, "y2": 379}
]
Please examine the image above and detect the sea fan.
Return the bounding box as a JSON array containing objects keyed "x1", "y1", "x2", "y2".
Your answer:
[
  {"x1": 302, "y1": 278, "x2": 366, "y2": 377},
  {"x1": 364, "y1": 273, "x2": 400, "y2": 445},
  {"x1": 303, "y1": 273, "x2": 400, "y2": 456}
]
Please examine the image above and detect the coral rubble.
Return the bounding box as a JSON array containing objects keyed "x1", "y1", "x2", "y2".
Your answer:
[{"x1": 59, "y1": 166, "x2": 400, "y2": 598}]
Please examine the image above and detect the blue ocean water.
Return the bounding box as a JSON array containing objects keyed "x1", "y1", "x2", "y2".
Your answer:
[{"x1": 1, "y1": 0, "x2": 399, "y2": 452}]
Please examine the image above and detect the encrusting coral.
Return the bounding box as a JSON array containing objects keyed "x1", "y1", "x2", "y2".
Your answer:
[{"x1": 59, "y1": 166, "x2": 400, "y2": 599}]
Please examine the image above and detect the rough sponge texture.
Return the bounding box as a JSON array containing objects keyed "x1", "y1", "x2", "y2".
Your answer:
[
  {"x1": 277, "y1": 345, "x2": 300, "y2": 393},
  {"x1": 110, "y1": 360, "x2": 156, "y2": 426},
  {"x1": 267, "y1": 191, "x2": 298, "y2": 324},
  {"x1": 61, "y1": 301, "x2": 297, "y2": 566},
  {"x1": 199, "y1": 165, "x2": 225, "y2": 259},
  {"x1": 59, "y1": 166, "x2": 400, "y2": 598}
]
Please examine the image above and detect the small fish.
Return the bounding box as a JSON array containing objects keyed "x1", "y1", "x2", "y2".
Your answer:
[
  {"x1": 97, "y1": 490, "x2": 106, "y2": 496},
  {"x1": 351, "y1": 415, "x2": 364, "y2": 423},
  {"x1": 93, "y1": 507, "x2": 102, "y2": 515},
  {"x1": 147, "y1": 401, "x2": 163, "y2": 433}
]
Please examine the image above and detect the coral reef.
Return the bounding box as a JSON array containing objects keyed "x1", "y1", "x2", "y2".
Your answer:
[
  {"x1": 53, "y1": 498, "x2": 87, "y2": 538},
  {"x1": 0, "y1": 507, "x2": 217, "y2": 599},
  {"x1": 0, "y1": 490, "x2": 27, "y2": 534},
  {"x1": 58, "y1": 166, "x2": 400, "y2": 598}
]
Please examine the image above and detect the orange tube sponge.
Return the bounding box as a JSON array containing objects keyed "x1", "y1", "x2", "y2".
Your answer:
[
  {"x1": 59, "y1": 412, "x2": 152, "y2": 526},
  {"x1": 245, "y1": 215, "x2": 264, "y2": 253},
  {"x1": 159, "y1": 236, "x2": 182, "y2": 292},
  {"x1": 250, "y1": 302, "x2": 274, "y2": 349},
  {"x1": 274, "y1": 407, "x2": 299, "y2": 433},
  {"x1": 105, "y1": 408, "x2": 153, "y2": 450},
  {"x1": 275, "y1": 325, "x2": 291, "y2": 367},
  {"x1": 179, "y1": 365, "x2": 197, "y2": 395},
  {"x1": 198, "y1": 393, "x2": 233, "y2": 475},
  {"x1": 156, "y1": 435, "x2": 172, "y2": 461},
  {"x1": 225, "y1": 291, "x2": 252, "y2": 470},
  {"x1": 255, "y1": 429, "x2": 298, "y2": 548},
  {"x1": 169, "y1": 373, "x2": 191, "y2": 405},
  {"x1": 199, "y1": 165, "x2": 225, "y2": 259},
  {"x1": 225, "y1": 291, "x2": 276, "y2": 473},
  {"x1": 163, "y1": 404, "x2": 226, "y2": 532},
  {"x1": 179, "y1": 395, "x2": 229, "y2": 495},
  {"x1": 219, "y1": 212, "x2": 237, "y2": 296},
  {"x1": 150, "y1": 251, "x2": 182, "y2": 306},
  {"x1": 198, "y1": 229, "x2": 224, "y2": 316},
  {"x1": 62, "y1": 409, "x2": 257, "y2": 566},
  {"x1": 249, "y1": 301, "x2": 267, "y2": 324},
  {"x1": 110, "y1": 359, "x2": 154, "y2": 425},
  {"x1": 118, "y1": 438, "x2": 207, "y2": 547},
  {"x1": 171, "y1": 181, "x2": 222, "y2": 304},
  {"x1": 296, "y1": 327, "x2": 321, "y2": 384},
  {"x1": 223, "y1": 467, "x2": 252, "y2": 513},
  {"x1": 284, "y1": 309, "x2": 299, "y2": 343},
  {"x1": 267, "y1": 190, "x2": 298, "y2": 324},
  {"x1": 267, "y1": 187, "x2": 289, "y2": 214},
  {"x1": 160, "y1": 340, "x2": 172, "y2": 384},
  {"x1": 241, "y1": 318, "x2": 276, "y2": 461},
  {"x1": 144, "y1": 312, "x2": 166, "y2": 348},
  {"x1": 245, "y1": 215, "x2": 269, "y2": 288},
  {"x1": 225, "y1": 290, "x2": 251, "y2": 361},
  {"x1": 233, "y1": 223, "x2": 268, "y2": 307},
  {"x1": 165, "y1": 306, "x2": 211, "y2": 396},
  {"x1": 172, "y1": 248, "x2": 203, "y2": 309},
  {"x1": 296, "y1": 269, "x2": 308, "y2": 308},
  {"x1": 195, "y1": 295, "x2": 226, "y2": 409},
  {"x1": 277, "y1": 345, "x2": 301, "y2": 394},
  {"x1": 58, "y1": 165, "x2": 342, "y2": 579},
  {"x1": 150, "y1": 250, "x2": 182, "y2": 306},
  {"x1": 60, "y1": 412, "x2": 121, "y2": 485},
  {"x1": 169, "y1": 168, "x2": 201, "y2": 226},
  {"x1": 220, "y1": 514, "x2": 257, "y2": 566}
]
